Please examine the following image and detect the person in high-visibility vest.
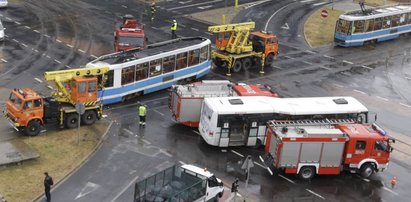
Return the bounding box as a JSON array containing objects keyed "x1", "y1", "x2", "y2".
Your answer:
[
  {"x1": 170, "y1": 19, "x2": 178, "y2": 39},
  {"x1": 138, "y1": 104, "x2": 147, "y2": 126}
]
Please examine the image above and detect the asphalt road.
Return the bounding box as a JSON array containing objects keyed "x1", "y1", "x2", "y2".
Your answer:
[{"x1": 0, "y1": 0, "x2": 411, "y2": 202}]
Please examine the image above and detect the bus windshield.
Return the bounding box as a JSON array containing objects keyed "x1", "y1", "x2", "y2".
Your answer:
[{"x1": 336, "y1": 19, "x2": 351, "y2": 34}]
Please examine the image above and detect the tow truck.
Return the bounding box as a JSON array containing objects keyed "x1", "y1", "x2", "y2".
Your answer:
[
  {"x1": 261, "y1": 120, "x2": 395, "y2": 180},
  {"x1": 169, "y1": 80, "x2": 278, "y2": 127},
  {"x1": 208, "y1": 21, "x2": 279, "y2": 75},
  {"x1": 3, "y1": 67, "x2": 109, "y2": 136},
  {"x1": 114, "y1": 14, "x2": 146, "y2": 52}
]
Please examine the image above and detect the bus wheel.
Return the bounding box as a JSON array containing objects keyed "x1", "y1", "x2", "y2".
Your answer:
[
  {"x1": 265, "y1": 54, "x2": 275, "y2": 67},
  {"x1": 25, "y1": 120, "x2": 41, "y2": 136},
  {"x1": 232, "y1": 60, "x2": 242, "y2": 73},
  {"x1": 65, "y1": 113, "x2": 79, "y2": 129},
  {"x1": 299, "y1": 166, "x2": 316, "y2": 180},
  {"x1": 82, "y1": 110, "x2": 97, "y2": 125},
  {"x1": 242, "y1": 58, "x2": 252, "y2": 70}
]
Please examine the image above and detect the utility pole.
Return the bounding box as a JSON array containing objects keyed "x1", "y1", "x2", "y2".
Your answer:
[{"x1": 241, "y1": 155, "x2": 254, "y2": 201}]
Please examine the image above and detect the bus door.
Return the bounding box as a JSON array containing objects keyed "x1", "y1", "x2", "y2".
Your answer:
[
  {"x1": 219, "y1": 122, "x2": 230, "y2": 147},
  {"x1": 246, "y1": 121, "x2": 258, "y2": 146}
]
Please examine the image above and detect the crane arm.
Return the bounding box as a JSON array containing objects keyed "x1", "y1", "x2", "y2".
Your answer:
[
  {"x1": 208, "y1": 22, "x2": 255, "y2": 33},
  {"x1": 44, "y1": 67, "x2": 110, "y2": 82}
]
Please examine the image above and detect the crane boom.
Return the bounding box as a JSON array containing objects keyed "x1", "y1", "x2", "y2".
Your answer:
[
  {"x1": 44, "y1": 66, "x2": 110, "y2": 82},
  {"x1": 207, "y1": 22, "x2": 255, "y2": 33}
]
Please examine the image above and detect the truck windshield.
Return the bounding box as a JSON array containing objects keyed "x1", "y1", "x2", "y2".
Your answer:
[
  {"x1": 9, "y1": 93, "x2": 22, "y2": 109},
  {"x1": 374, "y1": 140, "x2": 388, "y2": 152},
  {"x1": 336, "y1": 19, "x2": 351, "y2": 34},
  {"x1": 118, "y1": 35, "x2": 144, "y2": 46}
]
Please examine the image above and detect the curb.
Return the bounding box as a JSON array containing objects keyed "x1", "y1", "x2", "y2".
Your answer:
[{"x1": 32, "y1": 120, "x2": 114, "y2": 202}]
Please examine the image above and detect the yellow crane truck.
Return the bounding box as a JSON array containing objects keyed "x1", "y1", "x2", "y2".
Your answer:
[
  {"x1": 3, "y1": 67, "x2": 109, "y2": 136},
  {"x1": 208, "y1": 22, "x2": 279, "y2": 75}
]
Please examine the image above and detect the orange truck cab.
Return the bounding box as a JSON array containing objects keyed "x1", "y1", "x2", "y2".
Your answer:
[{"x1": 249, "y1": 31, "x2": 279, "y2": 64}]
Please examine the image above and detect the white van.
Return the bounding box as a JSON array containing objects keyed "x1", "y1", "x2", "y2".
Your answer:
[{"x1": 0, "y1": 0, "x2": 7, "y2": 8}]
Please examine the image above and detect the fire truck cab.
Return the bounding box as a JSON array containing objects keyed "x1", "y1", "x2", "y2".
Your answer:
[{"x1": 114, "y1": 14, "x2": 146, "y2": 52}]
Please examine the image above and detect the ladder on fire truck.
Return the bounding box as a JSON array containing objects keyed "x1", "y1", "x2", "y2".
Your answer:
[
  {"x1": 268, "y1": 118, "x2": 357, "y2": 128},
  {"x1": 208, "y1": 22, "x2": 255, "y2": 54}
]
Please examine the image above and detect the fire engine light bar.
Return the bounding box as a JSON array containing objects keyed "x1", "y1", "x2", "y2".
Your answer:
[{"x1": 372, "y1": 123, "x2": 387, "y2": 136}]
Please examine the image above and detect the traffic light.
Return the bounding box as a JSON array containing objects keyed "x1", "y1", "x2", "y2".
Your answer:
[{"x1": 231, "y1": 178, "x2": 239, "y2": 193}]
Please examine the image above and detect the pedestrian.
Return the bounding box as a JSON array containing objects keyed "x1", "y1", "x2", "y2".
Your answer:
[
  {"x1": 44, "y1": 172, "x2": 53, "y2": 202},
  {"x1": 391, "y1": 176, "x2": 397, "y2": 189},
  {"x1": 170, "y1": 19, "x2": 178, "y2": 39},
  {"x1": 138, "y1": 103, "x2": 147, "y2": 127}
]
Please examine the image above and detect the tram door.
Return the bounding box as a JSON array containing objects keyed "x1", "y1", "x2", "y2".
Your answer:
[{"x1": 246, "y1": 121, "x2": 258, "y2": 146}]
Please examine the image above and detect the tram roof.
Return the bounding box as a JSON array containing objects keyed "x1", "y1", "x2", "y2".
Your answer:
[
  {"x1": 87, "y1": 37, "x2": 209, "y2": 66},
  {"x1": 340, "y1": 5, "x2": 411, "y2": 21},
  {"x1": 204, "y1": 96, "x2": 368, "y2": 115}
]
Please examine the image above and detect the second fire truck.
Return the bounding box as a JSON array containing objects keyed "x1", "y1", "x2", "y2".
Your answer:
[
  {"x1": 261, "y1": 120, "x2": 395, "y2": 180},
  {"x1": 114, "y1": 14, "x2": 146, "y2": 52}
]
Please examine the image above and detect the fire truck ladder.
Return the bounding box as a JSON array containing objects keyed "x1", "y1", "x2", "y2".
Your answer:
[{"x1": 268, "y1": 118, "x2": 356, "y2": 128}]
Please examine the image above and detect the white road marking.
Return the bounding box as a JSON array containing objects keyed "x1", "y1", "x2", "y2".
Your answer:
[
  {"x1": 66, "y1": 44, "x2": 74, "y2": 48},
  {"x1": 179, "y1": 161, "x2": 186, "y2": 165},
  {"x1": 151, "y1": 26, "x2": 161, "y2": 30},
  {"x1": 353, "y1": 89, "x2": 367, "y2": 95},
  {"x1": 332, "y1": 83, "x2": 343, "y2": 88},
  {"x1": 319, "y1": 66, "x2": 331, "y2": 70},
  {"x1": 191, "y1": 27, "x2": 199, "y2": 32},
  {"x1": 21, "y1": 43, "x2": 28, "y2": 47},
  {"x1": 142, "y1": 139, "x2": 151, "y2": 144},
  {"x1": 56, "y1": 39, "x2": 62, "y2": 43},
  {"x1": 305, "y1": 50, "x2": 316, "y2": 54},
  {"x1": 34, "y1": 49, "x2": 39, "y2": 53},
  {"x1": 198, "y1": 5, "x2": 213, "y2": 10},
  {"x1": 192, "y1": 130, "x2": 200, "y2": 135},
  {"x1": 361, "y1": 65, "x2": 373, "y2": 70},
  {"x1": 323, "y1": 55, "x2": 335, "y2": 60},
  {"x1": 14, "y1": 21, "x2": 21, "y2": 25},
  {"x1": 343, "y1": 60, "x2": 354, "y2": 65},
  {"x1": 400, "y1": 103, "x2": 411, "y2": 108},
  {"x1": 284, "y1": 55, "x2": 293, "y2": 59},
  {"x1": 405, "y1": 76, "x2": 411, "y2": 80},
  {"x1": 205, "y1": 32, "x2": 213, "y2": 36},
  {"x1": 33, "y1": 29, "x2": 40, "y2": 33},
  {"x1": 154, "y1": 109, "x2": 164, "y2": 116},
  {"x1": 264, "y1": 2, "x2": 295, "y2": 31},
  {"x1": 273, "y1": 65, "x2": 283, "y2": 69},
  {"x1": 179, "y1": 0, "x2": 193, "y2": 4},
  {"x1": 5, "y1": 17, "x2": 11, "y2": 21},
  {"x1": 300, "y1": 0, "x2": 316, "y2": 3},
  {"x1": 91, "y1": 55, "x2": 98, "y2": 58},
  {"x1": 376, "y1": 96, "x2": 389, "y2": 101},
  {"x1": 160, "y1": 149, "x2": 173, "y2": 157},
  {"x1": 281, "y1": 23, "x2": 290, "y2": 30},
  {"x1": 34, "y1": 78, "x2": 43, "y2": 83},
  {"x1": 231, "y1": 150, "x2": 244, "y2": 158},
  {"x1": 1, "y1": 58, "x2": 8, "y2": 63},
  {"x1": 75, "y1": 182, "x2": 101, "y2": 200},
  {"x1": 123, "y1": 128, "x2": 133, "y2": 135},
  {"x1": 306, "y1": 189, "x2": 325, "y2": 200},
  {"x1": 244, "y1": 0, "x2": 271, "y2": 9},
  {"x1": 254, "y1": 161, "x2": 266, "y2": 169},
  {"x1": 12, "y1": 39, "x2": 19, "y2": 43},
  {"x1": 65, "y1": 65, "x2": 71, "y2": 68},
  {"x1": 109, "y1": 175, "x2": 139, "y2": 202},
  {"x1": 46, "y1": 55, "x2": 51, "y2": 58},
  {"x1": 54, "y1": 59, "x2": 61, "y2": 64},
  {"x1": 47, "y1": 85, "x2": 53, "y2": 90},
  {"x1": 44, "y1": 34, "x2": 50, "y2": 38},
  {"x1": 302, "y1": 60, "x2": 312, "y2": 65},
  {"x1": 168, "y1": 0, "x2": 222, "y2": 11},
  {"x1": 121, "y1": 5, "x2": 127, "y2": 8},
  {"x1": 278, "y1": 174, "x2": 296, "y2": 184},
  {"x1": 382, "y1": 186, "x2": 399, "y2": 195},
  {"x1": 312, "y1": 2, "x2": 327, "y2": 6},
  {"x1": 24, "y1": 25, "x2": 30, "y2": 29},
  {"x1": 78, "y1": 49, "x2": 86, "y2": 53}
]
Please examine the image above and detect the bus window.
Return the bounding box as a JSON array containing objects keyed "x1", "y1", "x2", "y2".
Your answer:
[
  {"x1": 354, "y1": 20, "x2": 365, "y2": 33},
  {"x1": 135, "y1": 63, "x2": 148, "y2": 81},
  {"x1": 188, "y1": 49, "x2": 200, "y2": 67},
  {"x1": 382, "y1": 16, "x2": 391, "y2": 29},
  {"x1": 391, "y1": 15, "x2": 400, "y2": 27},
  {"x1": 374, "y1": 17, "x2": 383, "y2": 31},
  {"x1": 365, "y1": 19, "x2": 374, "y2": 32},
  {"x1": 149, "y1": 59, "x2": 162, "y2": 77},
  {"x1": 176, "y1": 52, "x2": 188, "y2": 70},
  {"x1": 400, "y1": 13, "x2": 407, "y2": 26},
  {"x1": 199, "y1": 46, "x2": 208, "y2": 63},
  {"x1": 163, "y1": 55, "x2": 175, "y2": 74},
  {"x1": 121, "y1": 66, "x2": 135, "y2": 85},
  {"x1": 336, "y1": 19, "x2": 350, "y2": 34}
]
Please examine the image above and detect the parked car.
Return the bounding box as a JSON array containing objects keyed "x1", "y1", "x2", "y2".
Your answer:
[{"x1": 0, "y1": 0, "x2": 8, "y2": 8}]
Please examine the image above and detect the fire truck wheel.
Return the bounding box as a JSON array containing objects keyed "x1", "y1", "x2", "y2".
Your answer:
[
  {"x1": 360, "y1": 163, "x2": 375, "y2": 178},
  {"x1": 299, "y1": 166, "x2": 316, "y2": 180},
  {"x1": 242, "y1": 58, "x2": 252, "y2": 70},
  {"x1": 25, "y1": 120, "x2": 41, "y2": 136},
  {"x1": 82, "y1": 110, "x2": 97, "y2": 125},
  {"x1": 265, "y1": 54, "x2": 275, "y2": 67},
  {"x1": 232, "y1": 60, "x2": 242, "y2": 73},
  {"x1": 65, "y1": 113, "x2": 79, "y2": 129},
  {"x1": 218, "y1": 192, "x2": 223, "y2": 198}
]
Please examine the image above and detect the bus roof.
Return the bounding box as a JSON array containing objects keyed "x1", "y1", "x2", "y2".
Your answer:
[
  {"x1": 204, "y1": 96, "x2": 368, "y2": 115},
  {"x1": 340, "y1": 5, "x2": 411, "y2": 21}
]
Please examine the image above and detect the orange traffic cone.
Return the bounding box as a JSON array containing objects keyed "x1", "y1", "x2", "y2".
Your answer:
[{"x1": 391, "y1": 176, "x2": 397, "y2": 189}]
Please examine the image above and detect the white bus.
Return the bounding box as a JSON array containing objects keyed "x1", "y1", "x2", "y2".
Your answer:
[{"x1": 198, "y1": 96, "x2": 369, "y2": 147}]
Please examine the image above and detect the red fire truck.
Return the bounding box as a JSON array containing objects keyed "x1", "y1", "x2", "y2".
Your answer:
[
  {"x1": 114, "y1": 14, "x2": 146, "y2": 52},
  {"x1": 169, "y1": 80, "x2": 278, "y2": 127},
  {"x1": 261, "y1": 120, "x2": 395, "y2": 180}
]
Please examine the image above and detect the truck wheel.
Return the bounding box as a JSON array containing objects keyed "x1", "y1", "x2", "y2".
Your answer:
[
  {"x1": 218, "y1": 192, "x2": 223, "y2": 198},
  {"x1": 265, "y1": 54, "x2": 275, "y2": 67},
  {"x1": 82, "y1": 110, "x2": 97, "y2": 125},
  {"x1": 299, "y1": 166, "x2": 316, "y2": 180},
  {"x1": 242, "y1": 58, "x2": 252, "y2": 70},
  {"x1": 232, "y1": 60, "x2": 242, "y2": 73},
  {"x1": 360, "y1": 163, "x2": 375, "y2": 178},
  {"x1": 25, "y1": 120, "x2": 41, "y2": 136},
  {"x1": 65, "y1": 113, "x2": 79, "y2": 129}
]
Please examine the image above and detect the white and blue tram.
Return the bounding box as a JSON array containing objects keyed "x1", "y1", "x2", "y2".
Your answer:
[
  {"x1": 334, "y1": 5, "x2": 411, "y2": 47},
  {"x1": 86, "y1": 37, "x2": 212, "y2": 104}
]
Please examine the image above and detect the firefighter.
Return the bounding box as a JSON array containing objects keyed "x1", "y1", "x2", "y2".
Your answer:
[
  {"x1": 138, "y1": 103, "x2": 147, "y2": 127},
  {"x1": 170, "y1": 19, "x2": 178, "y2": 39},
  {"x1": 150, "y1": 2, "x2": 156, "y2": 21}
]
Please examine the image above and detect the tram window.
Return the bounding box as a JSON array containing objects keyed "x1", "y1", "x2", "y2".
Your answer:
[
  {"x1": 336, "y1": 19, "x2": 350, "y2": 34},
  {"x1": 392, "y1": 15, "x2": 400, "y2": 27},
  {"x1": 121, "y1": 66, "x2": 135, "y2": 85},
  {"x1": 149, "y1": 59, "x2": 162, "y2": 77},
  {"x1": 400, "y1": 14, "x2": 407, "y2": 26},
  {"x1": 188, "y1": 49, "x2": 200, "y2": 66},
  {"x1": 176, "y1": 52, "x2": 188, "y2": 70},
  {"x1": 374, "y1": 17, "x2": 383, "y2": 31},
  {"x1": 199, "y1": 46, "x2": 208, "y2": 63},
  {"x1": 354, "y1": 20, "x2": 365, "y2": 33},
  {"x1": 163, "y1": 55, "x2": 176, "y2": 74},
  {"x1": 365, "y1": 19, "x2": 374, "y2": 32},
  {"x1": 103, "y1": 70, "x2": 114, "y2": 88},
  {"x1": 407, "y1": 13, "x2": 411, "y2": 24},
  {"x1": 135, "y1": 63, "x2": 148, "y2": 81},
  {"x1": 88, "y1": 81, "x2": 97, "y2": 92},
  {"x1": 382, "y1": 16, "x2": 391, "y2": 29}
]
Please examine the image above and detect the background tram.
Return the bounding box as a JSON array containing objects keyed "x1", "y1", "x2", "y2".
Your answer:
[
  {"x1": 86, "y1": 37, "x2": 212, "y2": 104},
  {"x1": 335, "y1": 4, "x2": 411, "y2": 47},
  {"x1": 198, "y1": 96, "x2": 370, "y2": 147}
]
